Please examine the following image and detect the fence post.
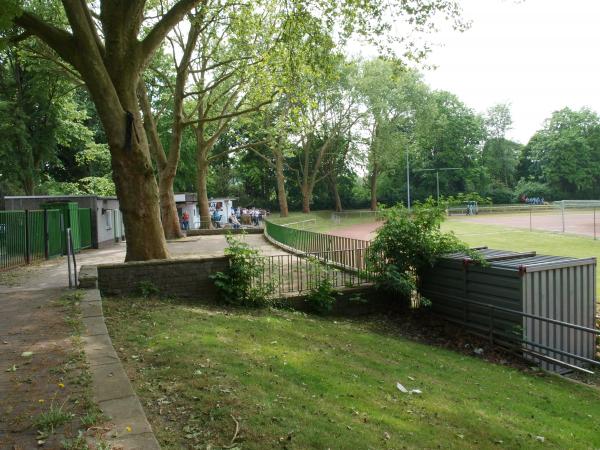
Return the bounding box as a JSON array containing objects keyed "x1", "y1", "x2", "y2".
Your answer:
[
  {"x1": 70, "y1": 228, "x2": 78, "y2": 287},
  {"x1": 43, "y1": 208, "x2": 49, "y2": 259},
  {"x1": 66, "y1": 228, "x2": 72, "y2": 288},
  {"x1": 24, "y1": 210, "x2": 30, "y2": 264}
]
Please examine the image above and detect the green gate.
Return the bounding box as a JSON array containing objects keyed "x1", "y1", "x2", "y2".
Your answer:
[
  {"x1": 41, "y1": 202, "x2": 81, "y2": 254},
  {"x1": 79, "y1": 208, "x2": 92, "y2": 249}
]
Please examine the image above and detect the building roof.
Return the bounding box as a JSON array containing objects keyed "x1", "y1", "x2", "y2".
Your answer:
[
  {"x1": 4, "y1": 195, "x2": 118, "y2": 200},
  {"x1": 443, "y1": 247, "x2": 596, "y2": 272}
]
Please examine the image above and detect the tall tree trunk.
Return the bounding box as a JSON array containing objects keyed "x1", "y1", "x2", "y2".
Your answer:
[
  {"x1": 197, "y1": 150, "x2": 212, "y2": 230},
  {"x1": 14, "y1": 0, "x2": 198, "y2": 261},
  {"x1": 370, "y1": 165, "x2": 378, "y2": 211},
  {"x1": 301, "y1": 185, "x2": 311, "y2": 214},
  {"x1": 103, "y1": 88, "x2": 169, "y2": 261},
  {"x1": 158, "y1": 174, "x2": 182, "y2": 239},
  {"x1": 22, "y1": 175, "x2": 35, "y2": 196},
  {"x1": 274, "y1": 149, "x2": 289, "y2": 217},
  {"x1": 329, "y1": 175, "x2": 342, "y2": 212},
  {"x1": 138, "y1": 84, "x2": 183, "y2": 239}
]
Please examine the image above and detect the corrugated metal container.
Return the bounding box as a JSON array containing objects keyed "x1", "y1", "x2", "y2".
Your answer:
[{"x1": 421, "y1": 248, "x2": 597, "y2": 372}]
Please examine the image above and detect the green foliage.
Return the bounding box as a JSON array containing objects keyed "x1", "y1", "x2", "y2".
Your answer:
[
  {"x1": 60, "y1": 431, "x2": 88, "y2": 450},
  {"x1": 211, "y1": 234, "x2": 275, "y2": 307},
  {"x1": 368, "y1": 201, "x2": 472, "y2": 300},
  {"x1": 513, "y1": 179, "x2": 553, "y2": 201},
  {"x1": 441, "y1": 192, "x2": 492, "y2": 207},
  {"x1": 33, "y1": 401, "x2": 74, "y2": 433},
  {"x1": 305, "y1": 277, "x2": 337, "y2": 314},
  {"x1": 519, "y1": 107, "x2": 600, "y2": 199},
  {"x1": 137, "y1": 280, "x2": 160, "y2": 299}
]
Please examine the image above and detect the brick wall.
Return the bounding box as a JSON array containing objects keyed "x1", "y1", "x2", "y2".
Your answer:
[
  {"x1": 97, "y1": 256, "x2": 229, "y2": 299},
  {"x1": 185, "y1": 228, "x2": 263, "y2": 237}
]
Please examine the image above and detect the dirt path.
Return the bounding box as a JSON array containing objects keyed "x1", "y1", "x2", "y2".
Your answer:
[
  {"x1": 326, "y1": 222, "x2": 380, "y2": 241},
  {"x1": 0, "y1": 234, "x2": 285, "y2": 447}
]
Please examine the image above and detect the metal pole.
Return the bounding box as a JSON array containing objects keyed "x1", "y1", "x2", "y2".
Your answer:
[
  {"x1": 594, "y1": 207, "x2": 597, "y2": 240},
  {"x1": 406, "y1": 148, "x2": 411, "y2": 211},
  {"x1": 66, "y1": 228, "x2": 72, "y2": 288},
  {"x1": 529, "y1": 205, "x2": 532, "y2": 232},
  {"x1": 70, "y1": 229, "x2": 78, "y2": 287},
  {"x1": 24, "y1": 210, "x2": 30, "y2": 265},
  {"x1": 436, "y1": 171, "x2": 440, "y2": 204},
  {"x1": 43, "y1": 208, "x2": 49, "y2": 260},
  {"x1": 561, "y1": 201, "x2": 565, "y2": 233}
]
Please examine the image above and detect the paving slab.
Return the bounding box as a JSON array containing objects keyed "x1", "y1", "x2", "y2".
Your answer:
[
  {"x1": 82, "y1": 334, "x2": 120, "y2": 367},
  {"x1": 81, "y1": 300, "x2": 103, "y2": 318},
  {"x1": 82, "y1": 315, "x2": 109, "y2": 336},
  {"x1": 103, "y1": 432, "x2": 161, "y2": 450},
  {"x1": 90, "y1": 361, "x2": 134, "y2": 402},
  {"x1": 98, "y1": 396, "x2": 154, "y2": 437}
]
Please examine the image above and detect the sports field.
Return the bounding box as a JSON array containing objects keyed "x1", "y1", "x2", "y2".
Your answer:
[
  {"x1": 297, "y1": 212, "x2": 600, "y2": 299},
  {"x1": 461, "y1": 209, "x2": 599, "y2": 238}
]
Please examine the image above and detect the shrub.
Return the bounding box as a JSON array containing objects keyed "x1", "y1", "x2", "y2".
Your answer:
[
  {"x1": 513, "y1": 179, "x2": 554, "y2": 202},
  {"x1": 368, "y1": 201, "x2": 477, "y2": 304},
  {"x1": 137, "y1": 280, "x2": 159, "y2": 298},
  {"x1": 305, "y1": 277, "x2": 337, "y2": 314},
  {"x1": 441, "y1": 192, "x2": 492, "y2": 207},
  {"x1": 211, "y1": 234, "x2": 275, "y2": 307}
]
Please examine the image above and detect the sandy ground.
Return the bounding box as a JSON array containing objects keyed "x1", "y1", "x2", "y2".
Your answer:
[
  {"x1": 453, "y1": 211, "x2": 599, "y2": 237},
  {"x1": 327, "y1": 222, "x2": 381, "y2": 241}
]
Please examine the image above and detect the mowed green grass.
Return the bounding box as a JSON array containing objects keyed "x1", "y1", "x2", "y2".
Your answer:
[
  {"x1": 269, "y1": 210, "x2": 378, "y2": 233},
  {"x1": 443, "y1": 219, "x2": 600, "y2": 298},
  {"x1": 104, "y1": 297, "x2": 600, "y2": 450}
]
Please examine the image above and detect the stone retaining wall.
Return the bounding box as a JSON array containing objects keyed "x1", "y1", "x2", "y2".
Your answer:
[
  {"x1": 97, "y1": 256, "x2": 229, "y2": 299},
  {"x1": 185, "y1": 228, "x2": 263, "y2": 236},
  {"x1": 93, "y1": 256, "x2": 390, "y2": 317}
]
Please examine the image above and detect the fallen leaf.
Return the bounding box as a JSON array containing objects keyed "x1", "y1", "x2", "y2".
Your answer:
[
  {"x1": 21, "y1": 351, "x2": 33, "y2": 358},
  {"x1": 396, "y1": 382, "x2": 408, "y2": 393}
]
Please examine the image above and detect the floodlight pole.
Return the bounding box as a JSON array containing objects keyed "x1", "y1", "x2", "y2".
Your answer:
[
  {"x1": 406, "y1": 149, "x2": 411, "y2": 211},
  {"x1": 413, "y1": 167, "x2": 461, "y2": 203}
]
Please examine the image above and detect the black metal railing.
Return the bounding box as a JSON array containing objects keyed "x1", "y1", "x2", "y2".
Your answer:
[{"x1": 252, "y1": 248, "x2": 378, "y2": 297}]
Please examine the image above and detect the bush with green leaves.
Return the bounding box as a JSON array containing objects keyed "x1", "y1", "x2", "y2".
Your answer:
[
  {"x1": 211, "y1": 234, "x2": 275, "y2": 307},
  {"x1": 305, "y1": 277, "x2": 337, "y2": 314},
  {"x1": 368, "y1": 201, "x2": 474, "y2": 302},
  {"x1": 441, "y1": 192, "x2": 492, "y2": 207}
]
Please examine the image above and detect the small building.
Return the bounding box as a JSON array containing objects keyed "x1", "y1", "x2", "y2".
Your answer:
[
  {"x1": 175, "y1": 193, "x2": 200, "y2": 230},
  {"x1": 2, "y1": 195, "x2": 124, "y2": 248},
  {"x1": 209, "y1": 197, "x2": 236, "y2": 227}
]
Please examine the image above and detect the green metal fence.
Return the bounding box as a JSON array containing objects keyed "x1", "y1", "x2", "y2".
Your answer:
[
  {"x1": 0, "y1": 211, "x2": 26, "y2": 269},
  {"x1": 27, "y1": 210, "x2": 46, "y2": 262},
  {"x1": 0, "y1": 208, "x2": 87, "y2": 270},
  {"x1": 264, "y1": 220, "x2": 372, "y2": 270},
  {"x1": 79, "y1": 208, "x2": 92, "y2": 249},
  {"x1": 47, "y1": 209, "x2": 63, "y2": 258}
]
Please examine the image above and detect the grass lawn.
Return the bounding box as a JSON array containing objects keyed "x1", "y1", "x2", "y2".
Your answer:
[
  {"x1": 269, "y1": 210, "x2": 378, "y2": 234},
  {"x1": 443, "y1": 219, "x2": 600, "y2": 298},
  {"x1": 104, "y1": 297, "x2": 600, "y2": 449}
]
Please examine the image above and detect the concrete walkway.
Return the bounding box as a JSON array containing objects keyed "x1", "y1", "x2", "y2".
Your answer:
[{"x1": 0, "y1": 233, "x2": 282, "y2": 448}]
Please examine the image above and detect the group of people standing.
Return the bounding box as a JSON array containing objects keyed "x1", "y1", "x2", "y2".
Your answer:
[{"x1": 209, "y1": 206, "x2": 266, "y2": 229}]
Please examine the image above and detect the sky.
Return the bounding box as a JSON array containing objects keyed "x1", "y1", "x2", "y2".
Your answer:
[{"x1": 420, "y1": 0, "x2": 600, "y2": 144}]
